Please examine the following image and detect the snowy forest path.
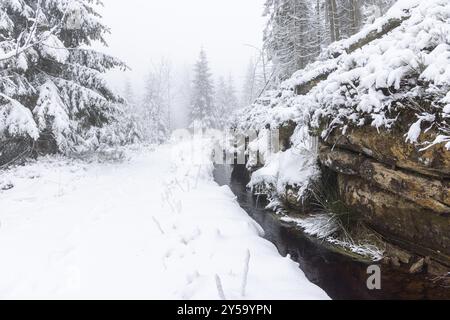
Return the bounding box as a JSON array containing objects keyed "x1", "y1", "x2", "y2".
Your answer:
[{"x1": 0, "y1": 142, "x2": 329, "y2": 300}]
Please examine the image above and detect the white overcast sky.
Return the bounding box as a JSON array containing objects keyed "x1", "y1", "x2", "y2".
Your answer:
[{"x1": 98, "y1": 0, "x2": 267, "y2": 94}]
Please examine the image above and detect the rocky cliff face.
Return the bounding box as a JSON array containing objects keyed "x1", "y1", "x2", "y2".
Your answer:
[
  {"x1": 324, "y1": 123, "x2": 450, "y2": 179},
  {"x1": 236, "y1": 0, "x2": 450, "y2": 279},
  {"x1": 319, "y1": 128, "x2": 450, "y2": 269}
]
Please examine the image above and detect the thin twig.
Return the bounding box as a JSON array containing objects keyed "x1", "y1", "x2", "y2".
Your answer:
[
  {"x1": 215, "y1": 275, "x2": 227, "y2": 300},
  {"x1": 241, "y1": 250, "x2": 251, "y2": 297}
]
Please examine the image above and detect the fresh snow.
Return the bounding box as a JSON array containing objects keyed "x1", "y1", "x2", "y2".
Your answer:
[
  {"x1": 237, "y1": 0, "x2": 450, "y2": 150},
  {"x1": 34, "y1": 81, "x2": 71, "y2": 150},
  {"x1": 39, "y1": 32, "x2": 70, "y2": 64},
  {"x1": 1, "y1": 0, "x2": 131, "y2": 153},
  {"x1": 0, "y1": 139, "x2": 329, "y2": 300},
  {"x1": 248, "y1": 126, "x2": 319, "y2": 200},
  {"x1": 281, "y1": 215, "x2": 384, "y2": 262},
  {"x1": 0, "y1": 96, "x2": 39, "y2": 140}
]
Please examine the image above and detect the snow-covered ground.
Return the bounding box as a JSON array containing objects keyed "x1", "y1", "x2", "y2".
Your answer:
[{"x1": 0, "y1": 139, "x2": 329, "y2": 300}]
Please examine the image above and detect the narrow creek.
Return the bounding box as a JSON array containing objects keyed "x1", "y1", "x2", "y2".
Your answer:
[{"x1": 213, "y1": 164, "x2": 450, "y2": 300}]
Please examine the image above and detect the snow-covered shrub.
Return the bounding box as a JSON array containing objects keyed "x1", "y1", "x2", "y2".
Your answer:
[
  {"x1": 247, "y1": 126, "x2": 320, "y2": 206},
  {"x1": 0, "y1": 0, "x2": 130, "y2": 160},
  {"x1": 281, "y1": 170, "x2": 386, "y2": 261}
]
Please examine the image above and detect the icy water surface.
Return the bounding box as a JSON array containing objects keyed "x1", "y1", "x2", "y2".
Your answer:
[{"x1": 213, "y1": 165, "x2": 450, "y2": 300}]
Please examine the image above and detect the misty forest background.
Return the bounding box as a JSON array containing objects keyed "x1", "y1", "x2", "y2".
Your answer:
[{"x1": 0, "y1": 0, "x2": 395, "y2": 162}]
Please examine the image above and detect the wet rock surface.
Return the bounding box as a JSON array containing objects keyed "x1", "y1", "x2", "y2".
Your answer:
[
  {"x1": 324, "y1": 125, "x2": 450, "y2": 179},
  {"x1": 214, "y1": 165, "x2": 450, "y2": 300},
  {"x1": 319, "y1": 125, "x2": 450, "y2": 275},
  {"x1": 319, "y1": 145, "x2": 450, "y2": 214},
  {"x1": 337, "y1": 172, "x2": 450, "y2": 266}
]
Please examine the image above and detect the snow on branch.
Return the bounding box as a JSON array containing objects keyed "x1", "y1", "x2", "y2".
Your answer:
[
  {"x1": 0, "y1": 0, "x2": 130, "y2": 153},
  {"x1": 238, "y1": 0, "x2": 450, "y2": 151},
  {"x1": 0, "y1": 93, "x2": 39, "y2": 139}
]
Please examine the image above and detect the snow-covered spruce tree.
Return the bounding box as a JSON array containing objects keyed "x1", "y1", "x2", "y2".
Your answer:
[
  {"x1": 215, "y1": 77, "x2": 228, "y2": 129},
  {"x1": 225, "y1": 74, "x2": 239, "y2": 112},
  {"x1": 241, "y1": 0, "x2": 450, "y2": 151},
  {"x1": 190, "y1": 49, "x2": 216, "y2": 129},
  {"x1": 0, "y1": 0, "x2": 128, "y2": 160},
  {"x1": 214, "y1": 75, "x2": 239, "y2": 129},
  {"x1": 241, "y1": 58, "x2": 266, "y2": 106},
  {"x1": 264, "y1": 0, "x2": 316, "y2": 81},
  {"x1": 113, "y1": 79, "x2": 142, "y2": 146},
  {"x1": 141, "y1": 67, "x2": 170, "y2": 144},
  {"x1": 362, "y1": 0, "x2": 396, "y2": 24},
  {"x1": 123, "y1": 78, "x2": 135, "y2": 108},
  {"x1": 263, "y1": 0, "x2": 396, "y2": 81}
]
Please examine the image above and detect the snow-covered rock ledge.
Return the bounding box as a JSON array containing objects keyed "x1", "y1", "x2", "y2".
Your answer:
[{"x1": 234, "y1": 0, "x2": 450, "y2": 279}]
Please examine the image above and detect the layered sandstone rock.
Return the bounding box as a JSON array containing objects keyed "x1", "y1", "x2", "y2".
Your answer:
[
  {"x1": 337, "y1": 174, "x2": 450, "y2": 266},
  {"x1": 319, "y1": 145, "x2": 450, "y2": 214},
  {"x1": 324, "y1": 125, "x2": 450, "y2": 179},
  {"x1": 318, "y1": 125, "x2": 450, "y2": 267}
]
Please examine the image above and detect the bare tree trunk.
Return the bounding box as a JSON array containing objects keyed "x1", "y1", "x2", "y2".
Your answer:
[
  {"x1": 327, "y1": 0, "x2": 339, "y2": 42},
  {"x1": 333, "y1": 0, "x2": 341, "y2": 41},
  {"x1": 351, "y1": 0, "x2": 361, "y2": 35},
  {"x1": 316, "y1": 0, "x2": 322, "y2": 56}
]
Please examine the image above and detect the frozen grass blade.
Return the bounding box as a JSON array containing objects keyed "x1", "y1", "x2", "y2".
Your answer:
[
  {"x1": 241, "y1": 249, "x2": 251, "y2": 297},
  {"x1": 215, "y1": 274, "x2": 227, "y2": 300}
]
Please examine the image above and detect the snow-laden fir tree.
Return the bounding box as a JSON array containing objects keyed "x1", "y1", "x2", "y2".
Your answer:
[
  {"x1": 241, "y1": 59, "x2": 266, "y2": 106},
  {"x1": 175, "y1": 65, "x2": 193, "y2": 129},
  {"x1": 0, "y1": 0, "x2": 128, "y2": 158},
  {"x1": 215, "y1": 77, "x2": 228, "y2": 129},
  {"x1": 264, "y1": 0, "x2": 315, "y2": 80},
  {"x1": 116, "y1": 79, "x2": 142, "y2": 145},
  {"x1": 214, "y1": 75, "x2": 239, "y2": 129},
  {"x1": 263, "y1": 0, "x2": 396, "y2": 81},
  {"x1": 190, "y1": 49, "x2": 216, "y2": 129},
  {"x1": 225, "y1": 74, "x2": 239, "y2": 112},
  {"x1": 141, "y1": 66, "x2": 170, "y2": 144},
  {"x1": 123, "y1": 79, "x2": 136, "y2": 108}
]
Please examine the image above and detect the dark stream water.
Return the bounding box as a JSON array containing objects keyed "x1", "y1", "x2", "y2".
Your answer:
[{"x1": 213, "y1": 164, "x2": 450, "y2": 300}]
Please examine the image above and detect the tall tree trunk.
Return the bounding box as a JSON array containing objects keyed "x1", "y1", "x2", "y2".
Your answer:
[
  {"x1": 327, "y1": 0, "x2": 339, "y2": 42},
  {"x1": 351, "y1": 0, "x2": 361, "y2": 35},
  {"x1": 316, "y1": 0, "x2": 322, "y2": 56}
]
